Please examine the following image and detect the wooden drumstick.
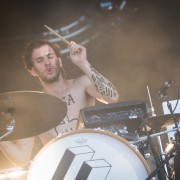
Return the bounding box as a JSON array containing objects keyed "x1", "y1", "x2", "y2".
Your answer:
[{"x1": 44, "y1": 25, "x2": 70, "y2": 46}]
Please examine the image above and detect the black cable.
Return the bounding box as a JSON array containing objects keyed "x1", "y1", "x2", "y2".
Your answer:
[{"x1": 172, "y1": 82, "x2": 179, "y2": 113}]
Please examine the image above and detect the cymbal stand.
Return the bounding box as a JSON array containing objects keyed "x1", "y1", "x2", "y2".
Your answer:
[
  {"x1": 146, "y1": 132, "x2": 180, "y2": 180},
  {"x1": 132, "y1": 127, "x2": 180, "y2": 180},
  {"x1": 132, "y1": 127, "x2": 180, "y2": 144},
  {"x1": 0, "y1": 109, "x2": 15, "y2": 140},
  {"x1": 146, "y1": 147, "x2": 176, "y2": 180},
  {"x1": 154, "y1": 83, "x2": 180, "y2": 179},
  {"x1": 147, "y1": 86, "x2": 167, "y2": 178},
  {"x1": 156, "y1": 135, "x2": 170, "y2": 179},
  {"x1": 145, "y1": 123, "x2": 166, "y2": 179},
  {"x1": 164, "y1": 91, "x2": 180, "y2": 166},
  {"x1": 147, "y1": 86, "x2": 156, "y2": 117},
  {"x1": 166, "y1": 99, "x2": 179, "y2": 128}
]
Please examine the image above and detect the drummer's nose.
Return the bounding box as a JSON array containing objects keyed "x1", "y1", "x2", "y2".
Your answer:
[{"x1": 44, "y1": 57, "x2": 51, "y2": 65}]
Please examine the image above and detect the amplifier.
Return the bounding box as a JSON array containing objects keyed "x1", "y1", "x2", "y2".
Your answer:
[{"x1": 78, "y1": 100, "x2": 148, "y2": 133}]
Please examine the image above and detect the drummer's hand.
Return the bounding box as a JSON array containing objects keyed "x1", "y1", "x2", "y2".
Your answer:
[{"x1": 69, "y1": 41, "x2": 87, "y2": 66}]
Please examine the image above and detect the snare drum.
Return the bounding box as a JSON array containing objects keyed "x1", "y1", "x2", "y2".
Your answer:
[
  {"x1": 0, "y1": 167, "x2": 28, "y2": 180},
  {"x1": 28, "y1": 129, "x2": 150, "y2": 180}
]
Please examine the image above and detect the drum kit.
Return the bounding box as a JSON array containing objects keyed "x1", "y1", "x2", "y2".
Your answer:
[{"x1": 0, "y1": 91, "x2": 179, "y2": 180}]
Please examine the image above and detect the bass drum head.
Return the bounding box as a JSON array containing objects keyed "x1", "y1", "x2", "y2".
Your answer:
[{"x1": 28, "y1": 129, "x2": 150, "y2": 180}]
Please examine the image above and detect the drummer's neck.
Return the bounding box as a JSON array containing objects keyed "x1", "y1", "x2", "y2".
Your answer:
[{"x1": 42, "y1": 77, "x2": 70, "y2": 99}]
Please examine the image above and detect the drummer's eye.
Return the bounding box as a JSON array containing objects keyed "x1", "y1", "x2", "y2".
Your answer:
[
  {"x1": 36, "y1": 58, "x2": 43, "y2": 63},
  {"x1": 47, "y1": 53, "x2": 55, "y2": 59}
]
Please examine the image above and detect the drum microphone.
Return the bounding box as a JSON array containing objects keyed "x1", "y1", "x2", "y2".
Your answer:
[{"x1": 157, "y1": 80, "x2": 174, "y2": 99}]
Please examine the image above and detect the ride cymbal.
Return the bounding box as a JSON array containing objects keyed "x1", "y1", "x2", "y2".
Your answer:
[{"x1": 146, "y1": 114, "x2": 180, "y2": 130}]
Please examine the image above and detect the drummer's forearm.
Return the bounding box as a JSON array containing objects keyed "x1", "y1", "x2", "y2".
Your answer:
[
  {"x1": 0, "y1": 138, "x2": 34, "y2": 167},
  {"x1": 80, "y1": 61, "x2": 119, "y2": 102},
  {"x1": 0, "y1": 141, "x2": 24, "y2": 166}
]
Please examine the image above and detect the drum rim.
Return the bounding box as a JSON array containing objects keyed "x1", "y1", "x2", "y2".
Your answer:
[{"x1": 31, "y1": 129, "x2": 151, "y2": 175}]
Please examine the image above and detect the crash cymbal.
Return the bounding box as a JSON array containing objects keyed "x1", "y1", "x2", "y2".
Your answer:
[
  {"x1": 146, "y1": 114, "x2": 180, "y2": 131},
  {"x1": 0, "y1": 91, "x2": 67, "y2": 141}
]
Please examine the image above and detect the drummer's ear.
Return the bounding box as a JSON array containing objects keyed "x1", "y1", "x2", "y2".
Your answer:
[
  {"x1": 29, "y1": 68, "x2": 37, "y2": 77},
  {"x1": 58, "y1": 57, "x2": 62, "y2": 67}
]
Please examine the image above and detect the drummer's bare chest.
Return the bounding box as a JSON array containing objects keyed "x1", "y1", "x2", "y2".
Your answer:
[
  {"x1": 61, "y1": 90, "x2": 87, "y2": 113},
  {"x1": 56, "y1": 91, "x2": 87, "y2": 131}
]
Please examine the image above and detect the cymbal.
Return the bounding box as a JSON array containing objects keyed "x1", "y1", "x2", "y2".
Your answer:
[
  {"x1": 0, "y1": 91, "x2": 67, "y2": 141},
  {"x1": 146, "y1": 114, "x2": 180, "y2": 130}
]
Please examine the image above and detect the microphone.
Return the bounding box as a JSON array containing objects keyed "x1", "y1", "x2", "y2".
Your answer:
[{"x1": 157, "y1": 80, "x2": 174, "y2": 99}]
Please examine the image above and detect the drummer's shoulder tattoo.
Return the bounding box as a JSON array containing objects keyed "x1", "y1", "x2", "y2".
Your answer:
[{"x1": 90, "y1": 66, "x2": 117, "y2": 98}]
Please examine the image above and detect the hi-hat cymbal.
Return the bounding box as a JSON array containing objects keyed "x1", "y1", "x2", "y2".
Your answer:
[
  {"x1": 0, "y1": 91, "x2": 67, "y2": 141},
  {"x1": 146, "y1": 114, "x2": 180, "y2": 130}
]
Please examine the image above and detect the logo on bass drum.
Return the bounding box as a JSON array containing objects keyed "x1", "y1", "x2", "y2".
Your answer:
[{"x1": 52, "y1": 145, "x2": 112, "y2": 180}]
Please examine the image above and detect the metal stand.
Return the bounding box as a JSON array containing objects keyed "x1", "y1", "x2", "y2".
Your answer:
[
  {"x1": 149, "y1": 82, "x2": 180, "y2": 180},
  {"x1": 156, "y1": 135, "x2": 169, "y2": 180},
  {"x1": 131, "y1": 127, "x2": 180, "y2": 180},
  {"x1": 0, "y1": 129, "x2": 14, "y2": 140},
  {"x1": 0, "y1": 110, "x2": 15, "y2": 140},
  {"x1": 146, "y1": 148, "x2": 176, "y2": 180}
]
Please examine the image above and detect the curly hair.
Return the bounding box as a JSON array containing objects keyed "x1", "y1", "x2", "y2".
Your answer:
[{"x1": 23, "y1": 39, "x2": 61, "y2": 70}]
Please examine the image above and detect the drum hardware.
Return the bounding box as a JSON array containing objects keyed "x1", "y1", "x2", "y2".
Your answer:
[
  {"x1": 164, "y1": 140, "x2": 176, "y2": 169},
  {"x1": 112, "y1": 123, "x2": 140, "y2": 141},
  {"x1": 0, "y1": 111, "x2": 15, "y2": 140},
  {"x1": 146, "y1": 147, "x2": 176, "y2": 180},
  {"x1": 131, "y1": 127, "x2": 180, "y2": 145},
  {"x1": 79, "y1": 99, "x2": 149, "y2": 129},
  {"x1": 93, "y1": 125, "x2": 139, "y2": 142},
  {"x1": 145, "y1": 80, "x2": 180, "y2": 180},
  {"x1": 0, "y1": 167, "x2": 28, "y2": 180},
  {"x1": 117, "y1": 132, "x2": 139, "y2": 141},
  {"x1": 145, "y1": 113, "x2": 180, "y2": 179},
  {"x1": 144, "y1": 86, "x2": 165, "y2": 179},
  {"x1": 0, "y1": 91, "x2": 67, "y2": 141},
  {"x1": 146, "y1": 86, "x2": 156, "y2": 117},
  {"x1": 146, "y1": 127, "x2": 167, "y2": 180},
  {"x1": 132, "y1": 119, "x2": 180, "y2": 180},
  {"x1": 157, "y1": 135, "x2": 170, "y2": 180},
  {"x1": 165, "y1": 141, "x2": 175, "y2": 155},
  {"x1": 146, "y1": 114, "x2": 180, "y2": 133},
  {"x1": 79, "y1": 100, "x2": 149, "y2": 142},
  {"x1": 162, "y1": 83, "x2": 180, "y2": 179}
]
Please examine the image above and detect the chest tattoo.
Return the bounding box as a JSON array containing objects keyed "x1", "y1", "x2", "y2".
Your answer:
[
  {"x1": 61, "y1": 94, "x2": 75, "y2": 106},
  {"x1": 60, "y1": 94, "x2": 78, "y2": 126}
]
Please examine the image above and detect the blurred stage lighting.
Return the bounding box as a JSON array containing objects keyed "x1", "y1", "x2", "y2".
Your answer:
[
  {"x1": 99, "y1": 1, "x2": 114, "y2": 12},
  {"x1": 99, "y1": 0, "x2": 127, "y2": 12}
]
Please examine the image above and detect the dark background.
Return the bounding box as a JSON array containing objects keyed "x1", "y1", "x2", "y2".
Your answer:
[{"x1": 0, "y1": 0, "x2": 180, "y2": 169}]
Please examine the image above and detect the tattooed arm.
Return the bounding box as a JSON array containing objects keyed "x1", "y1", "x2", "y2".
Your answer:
[{"x1": 69, "y1": 41, "x2": 119, "y2": 103}]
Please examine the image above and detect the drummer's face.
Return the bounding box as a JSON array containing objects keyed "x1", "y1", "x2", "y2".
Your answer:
[{"x1": 30, "y1": 44, "x2": 62, "y2": 83}]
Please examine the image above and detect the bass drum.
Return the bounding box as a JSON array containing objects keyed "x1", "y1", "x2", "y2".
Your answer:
[
  {"x1": 0, "y1": 167, "x2": 28, "y2": 180},
  {"x1": 27, "y1": 129, "x2": 151, "y2": 180}
]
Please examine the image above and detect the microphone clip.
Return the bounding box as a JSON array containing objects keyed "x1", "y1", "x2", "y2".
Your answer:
[{"x1": 157, "y1": 80, "x2": 174, "y2": 100}]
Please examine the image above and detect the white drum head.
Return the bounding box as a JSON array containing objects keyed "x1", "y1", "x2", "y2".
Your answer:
[{"x1": 28, "y1": 129, "x2": 150, "y2": 180}]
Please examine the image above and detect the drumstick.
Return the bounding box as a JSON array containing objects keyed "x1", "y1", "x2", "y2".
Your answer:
[{"x1": 44, "y1": 25, "x2": 70, "y2": 46}]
